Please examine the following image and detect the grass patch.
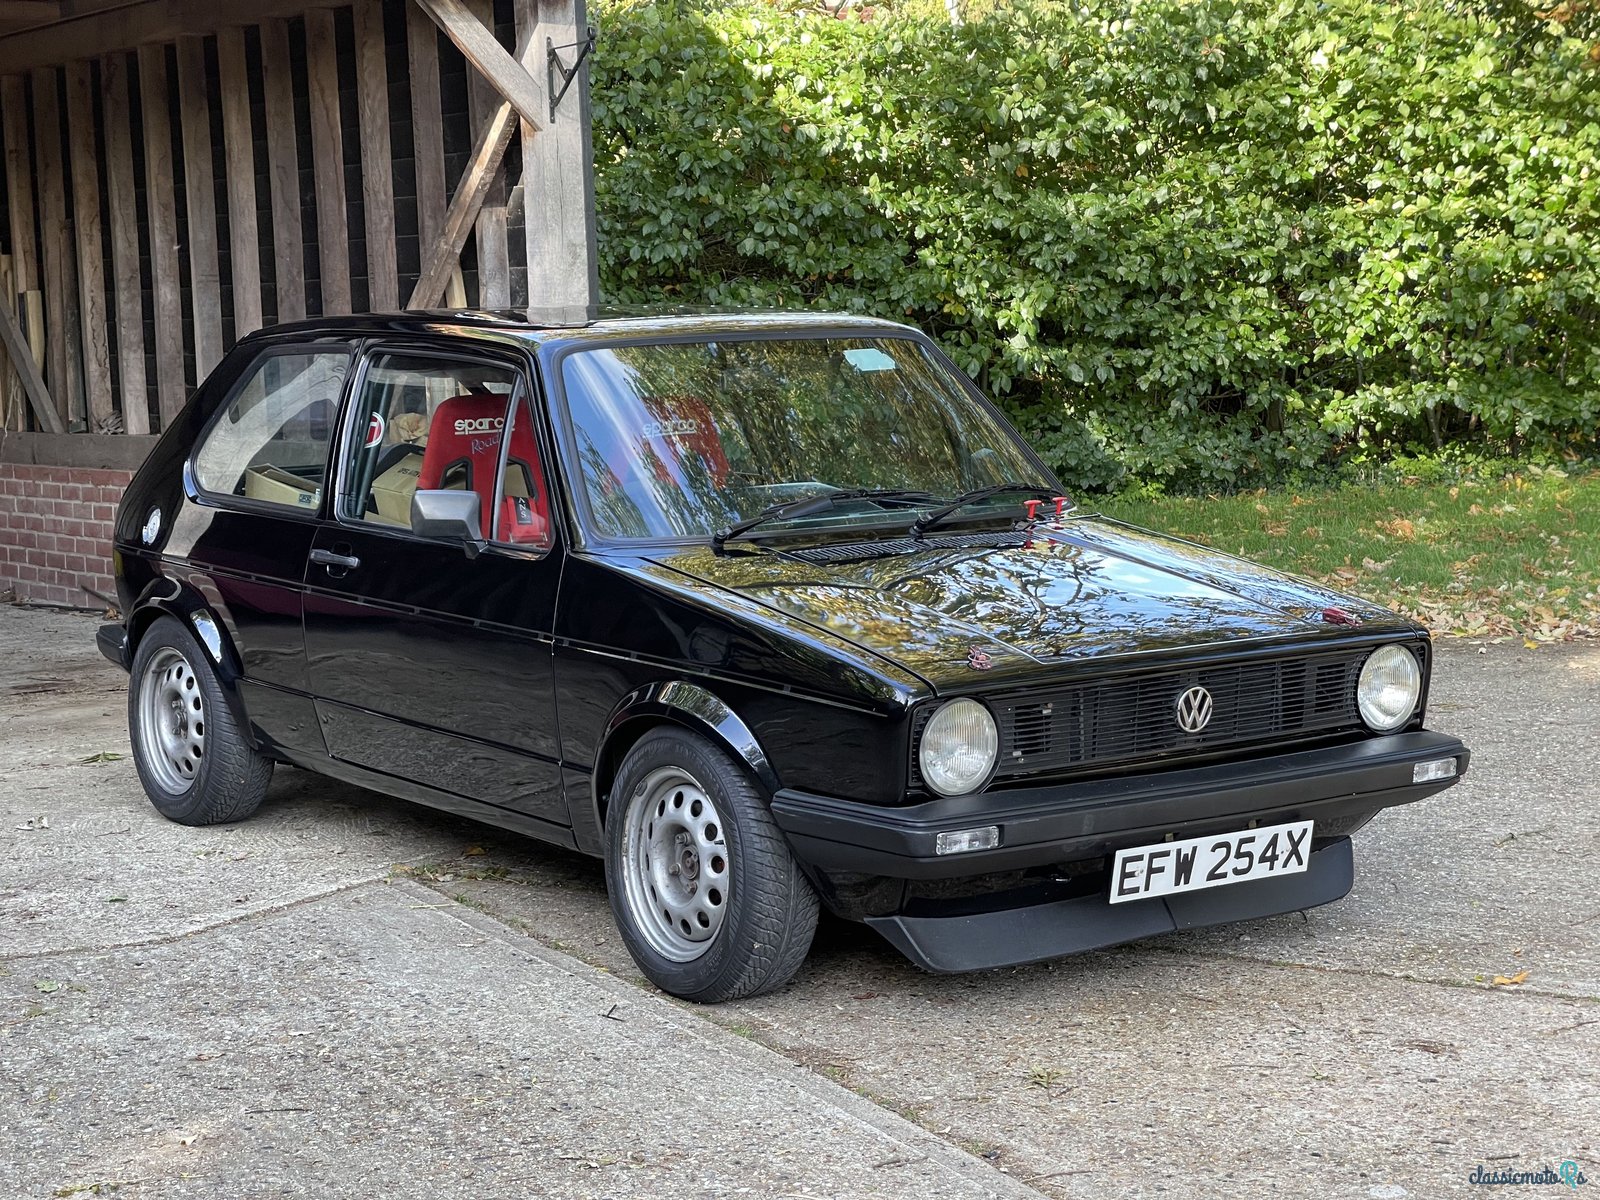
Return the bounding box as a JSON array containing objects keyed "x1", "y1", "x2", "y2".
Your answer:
[{"x1": 1093, "y1": 465, "x2": 1600, "y2": 641}]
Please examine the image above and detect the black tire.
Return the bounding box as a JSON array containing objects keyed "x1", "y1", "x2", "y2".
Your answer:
[
  {"x1": 604, "y1": 727, "x2": 819, "y2": 1003},
  {"x1": 127, "y1": 615, "x2": 273, "y2": 826}
]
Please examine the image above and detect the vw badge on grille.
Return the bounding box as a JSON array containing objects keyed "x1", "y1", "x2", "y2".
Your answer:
[{"x1": 1175, "y1": 685, "x2": 1213, "y2": 733}]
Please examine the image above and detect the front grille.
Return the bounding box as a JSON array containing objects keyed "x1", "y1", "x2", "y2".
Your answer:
[{"x1": 922, "y1": 649, "x2": 1378, "y2": 788}]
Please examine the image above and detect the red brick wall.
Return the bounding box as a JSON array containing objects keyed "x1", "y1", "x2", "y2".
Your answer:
[{"x1": 0, "y1": 463, "x2": 133, "y2": 608}]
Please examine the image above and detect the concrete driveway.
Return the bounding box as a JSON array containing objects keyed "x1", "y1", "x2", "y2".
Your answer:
[{"x1": 2, "y1": 604, "x2": 1595, "y2": 1199}]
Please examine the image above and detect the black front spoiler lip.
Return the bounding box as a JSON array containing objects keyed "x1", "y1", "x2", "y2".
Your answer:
[
  {"x1": 868, "y1": 836, "x2": 1355, "y2": 973},
  {"x1": 771, "y1": 730, "x2": 1469, "y2": 880}
]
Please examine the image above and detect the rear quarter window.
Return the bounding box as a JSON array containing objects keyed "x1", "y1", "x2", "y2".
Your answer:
[{"x1": 191, "y1": 348, "x2": 351, "y2": 512}]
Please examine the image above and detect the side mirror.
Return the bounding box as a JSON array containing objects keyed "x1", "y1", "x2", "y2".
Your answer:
[{"x1": 410, "y1": 489, "x2": 485, "y2": 556}]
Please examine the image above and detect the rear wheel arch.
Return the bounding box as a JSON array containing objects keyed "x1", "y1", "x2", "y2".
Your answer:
[
  {"x1": 124, "y1": 582, "x2": 252, "y2": 737},
  {"x1": 592, "y1": 682, "x2": 779, "y2": 833}
]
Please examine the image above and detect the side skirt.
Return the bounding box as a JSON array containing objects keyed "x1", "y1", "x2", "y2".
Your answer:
[{"x1": 274, "y1": 749, "x2": 584, "y2": 854}]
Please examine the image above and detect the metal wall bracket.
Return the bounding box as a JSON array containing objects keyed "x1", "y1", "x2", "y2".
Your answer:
[{"x1": 546, "y1": 27, "x2": 596, "y2": 122}]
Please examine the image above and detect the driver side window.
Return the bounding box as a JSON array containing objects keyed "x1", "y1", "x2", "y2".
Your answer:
[{"x1": 339, "y1": 351, "x2": 551, "y2": 549}]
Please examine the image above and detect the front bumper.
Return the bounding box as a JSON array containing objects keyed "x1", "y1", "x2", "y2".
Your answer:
[
  {"x1": 772, "y1": 730, "x2": 1467, "y2": 973},
  {"x1": 771, "y1": 730, "x2": 1468, "y2": 881}
]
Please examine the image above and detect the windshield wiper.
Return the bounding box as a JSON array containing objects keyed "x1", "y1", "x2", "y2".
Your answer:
[
  {"x1": 909, "y1": 483, "x2": 1058, "y2": 538},
  {"x1": 711, "y1": 488, "x2": 939, "y2": 553}
]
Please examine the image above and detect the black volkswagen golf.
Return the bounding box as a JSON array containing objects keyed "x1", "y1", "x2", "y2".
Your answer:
[{"x1": 99, "y1": 309, "x2": 1469, "y2": 1002}]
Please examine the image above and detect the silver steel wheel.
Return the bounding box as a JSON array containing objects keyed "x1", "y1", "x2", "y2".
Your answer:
[
  {"x1": 136, "y1": 646, "x2": 207, "y2": 795},
  {"x1": 620, "y1": 765, "x2": 730, "y2": 963}
]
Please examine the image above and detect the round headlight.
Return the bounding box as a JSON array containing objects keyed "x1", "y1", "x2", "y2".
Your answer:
[
  {"x1": 1357, "y1": 645, "x2": 1421, "y2": 732},
  {"x1": 918, "y1": 698, "x2": 998, "y2": 797}
]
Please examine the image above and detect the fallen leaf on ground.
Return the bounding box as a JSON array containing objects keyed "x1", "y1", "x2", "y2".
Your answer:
[
  {"x1": 463, "y1": 846, "x2": 487, "y2": 857},
  {"x1": 1492, "y1": 970, "x2": 1530, "y2": 986}
]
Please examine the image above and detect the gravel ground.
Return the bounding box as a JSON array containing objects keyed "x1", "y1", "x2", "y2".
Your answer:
[{"x1": 2, "y1": 603, "x2": 1595, "y2": 1199}]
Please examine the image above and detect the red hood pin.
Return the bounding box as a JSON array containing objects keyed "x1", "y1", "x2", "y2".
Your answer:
[{"x1": 967, "y1": 646, "x2": 994, "y2": 670}]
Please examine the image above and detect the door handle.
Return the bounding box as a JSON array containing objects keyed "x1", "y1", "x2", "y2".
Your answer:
[{"x1": 310, "y1": 548, "x2": 361, "y2": 571}]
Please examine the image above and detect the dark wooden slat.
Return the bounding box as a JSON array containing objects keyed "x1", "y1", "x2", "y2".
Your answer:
[
  {"x1": 216, "y1": 27, "x2": 262, "y2": 338},
  {"x1": 1, "y1": 75, "x2": 38, "y2": 296},
  {"x1": 353, "y1": 0, "x2": 397, "y2": 311},
  {"x1": 100, "y1": 51, "x2": 149, "y2": 434},
  {"x1": 259, "y1": 18, "x2": 305, "y2": 324},
  {"x1": 138, "y1": 43, "x2": 186, "y2": 426},
  {"x1": 412, "y1": 0, "x2": 543, "y2": 133},
  {"x1": 29, "y1": 66, "x2": 77, "y2": 425},
  {"x1": 176, "y1": 36, "x2": 224, "y2": 375},
  {"x1": 405, "y1": 3, "x2": 446, "y2": 258},
  {"x1": 304, "y1": 8, "x2": 350, "y2": 314},
  {"x1": 517, "y1": 0, "x2": 598, "y2": 309},
  {"x1": 64, "y1": 61, "x2": 114, "y2": 428},
  {"x1": 0, "y1": 291, "x2": 64, "y2": 434}
]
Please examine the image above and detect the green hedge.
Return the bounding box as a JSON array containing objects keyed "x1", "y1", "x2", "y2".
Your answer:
[{"x1": 590, "y1": 0, "x2": 1600, "y2": 490}]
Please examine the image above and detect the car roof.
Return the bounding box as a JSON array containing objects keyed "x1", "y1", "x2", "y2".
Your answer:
[{"x1": 243, "y1": 306, "x2": 921, "y2": 346}]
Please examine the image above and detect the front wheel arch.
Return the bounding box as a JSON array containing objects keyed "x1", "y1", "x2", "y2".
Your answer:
[{"x1": 592, "y1": 682, "x2": 779, "y2": 836}]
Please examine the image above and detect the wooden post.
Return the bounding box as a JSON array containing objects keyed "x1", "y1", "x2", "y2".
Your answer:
[
  {"x1": 64, "y1": 61, "x2": 114, "y2": 430},
  {"x1": 406, "y1": 4, "x2": 447, "y2": 268},
  {"x1": 1, "y1": 76, "x2": 38, "y2": 302},
  {"x1": 30, "y1": 66, "x2": 74, "y2": 424},
  {"x1": 305, "y1": 9, "x2": 351, "y2": 314},
  {"x1": 138, "y1": 43, "x2": 187, "y2": 427},
  {"x1": 465, "y1": 0, "x2": 509, "y2": 307},
  {"x1": 102, "y1": 52, "x2": 150, "y2": 435},
  {"x1": 176, "y1": 37, "x2": 224, "y2": 376},
  {"x1": 353, "y1": 0, "x2": 399, "y2": 312},
  {"x1": 217, "y1": 28, "x2": 264, "y2": 339},
  {"x1": 518, "y1": 0, "x2": 599, "y2": 310},
  {"x1": 260, "y1": 18, "x2": 306, "y2": 324}
]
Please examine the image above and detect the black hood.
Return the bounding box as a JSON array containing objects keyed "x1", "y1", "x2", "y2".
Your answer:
[{"x1": 644, "y1": 518, "x2": 1414, "y2": 693}]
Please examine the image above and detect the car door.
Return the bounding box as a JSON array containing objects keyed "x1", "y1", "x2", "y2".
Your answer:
[
  {"x1": 301, "y1": 342, "x2": 570, "y2": 831},
  {"x1": 179, "y1": 341, "x2": 354, "y2": 759}
]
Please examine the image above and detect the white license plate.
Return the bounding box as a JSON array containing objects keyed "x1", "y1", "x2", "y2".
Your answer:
[{"x1": 1108, "y1": 819, "x2": 1314, "y2": 904}]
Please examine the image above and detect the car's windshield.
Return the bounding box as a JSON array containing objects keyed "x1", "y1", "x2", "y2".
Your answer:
[{"x1": 558, "y1": 335, "x2": 1048, "y2": 541}]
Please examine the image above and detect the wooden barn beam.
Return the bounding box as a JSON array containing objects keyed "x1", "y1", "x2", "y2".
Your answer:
[
  {"x1": 353, "y1": 0, "x2": 398, "y2": 312},
  {"x1": 101, "y1": 51, "x2": 150, "y2": 434},
  {"x1": 0, "y1": 299, "x2": 64, "y2": 434},
  {"x1": 517, "y1": 0, "x2": 598, "y2": 309},
  {"x1": 465, "y1": 0, "x2": 508, "y2": 308},
  {"x1": 176, "y1": 37, "x2": 224, "y2": 376},
  {"x1": 411, "y1": 0, "x2": 543, "y2": 134},
  {"x1": 305, "y1": 8, "x2": 351, "y2": 314},
  {"x1": 405, "y1": 4, "x2": 447, "y2": 262},
  {"x1": 0, "y1": 0, "x2": 348, "y2": 75},
  {"x1": 217, "y1": 27, "x2": 263, "y2": 338},
  {"x1": 64, "y1": 61, "x2": 114, "y2": 429},
  {"x1": 1, "y1": 76, "x2": 39, "y2": 299},
  {"x1": 407, "y1": 93, "x2": 520, "y2": 308},
  {"x1": 260, "y1": 18, "x2": 306, "y2": 324},
  {"x1": 137, "y1": 43, "x2": 187, "y2": 427},
  {"x1": 407, "y1": 19, "x2": 539, "y2": 308}
]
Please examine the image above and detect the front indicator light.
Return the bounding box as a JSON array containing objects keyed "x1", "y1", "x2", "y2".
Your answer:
[
  {"x1": 935, "y1": 826, "x2": 1000, "y2": 856},
  {"x1": 1413, "y1": 757, "x2": 1458, "y2": 783}
]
